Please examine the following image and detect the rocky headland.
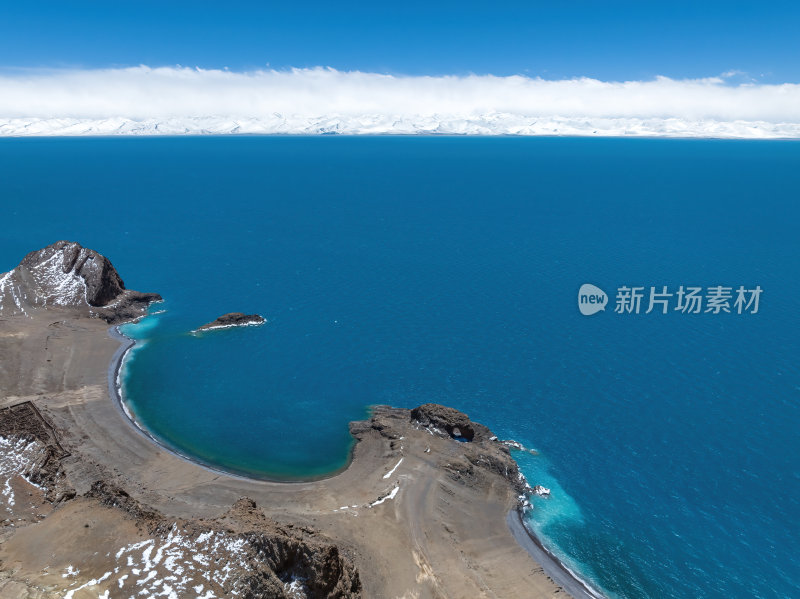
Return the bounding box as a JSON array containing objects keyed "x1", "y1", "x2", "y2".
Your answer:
[
  {"x1": 0, "y1": 242, "x2": 574, "y2": 599},
  {"x1": 0, "y1": 240, "x2": 161, "y2": 324}
]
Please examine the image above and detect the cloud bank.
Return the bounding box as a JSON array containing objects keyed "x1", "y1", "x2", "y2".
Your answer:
[{"x1": 1, "y1": 66, "x2": 799, "y2": 138}]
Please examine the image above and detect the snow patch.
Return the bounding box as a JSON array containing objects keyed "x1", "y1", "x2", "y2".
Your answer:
[
  {"x1": 383, "y1": 458, "x2": 403, "y2": 479},
  {"x1": 369, "y1": 484, "x2": 400, "y2": 507},
  {"x1": 0, "y1": 435, "x2": 48, "y2": 512},
  {"x1": 64, "y1": 527, "x2": 252, "y2": 598},
  {"x1": 283, "y1": 574, "x2": 310, "y2": 599}
]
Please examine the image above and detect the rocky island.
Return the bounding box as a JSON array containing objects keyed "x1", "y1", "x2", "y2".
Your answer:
[
  {"x1": 0, "y1": 242, "x2": 580, "y2": 599},
  {"x1": 195, "y1": 312, "x2": 266, "y2": 332}
]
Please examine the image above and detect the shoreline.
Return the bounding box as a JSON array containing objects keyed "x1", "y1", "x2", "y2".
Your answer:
[
  {"x1": 107, "y1": 324, "x2": 358, "y2": 484},
  {"x1": 508, "y1": 509, "x2": 606, "y2": 599},
  {"x1": 110, "y1": 323, "x2": 595, "y2": 599}
]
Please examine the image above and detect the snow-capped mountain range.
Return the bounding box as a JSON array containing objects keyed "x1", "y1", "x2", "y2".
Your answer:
[{"x1": 2, "y1": 114, "x2": 799, "y2": 138}]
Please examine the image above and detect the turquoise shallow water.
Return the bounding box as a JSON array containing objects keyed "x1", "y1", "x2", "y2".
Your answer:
[{"x1": 1, "y1": 137, "x2": 798, "y2": 598}]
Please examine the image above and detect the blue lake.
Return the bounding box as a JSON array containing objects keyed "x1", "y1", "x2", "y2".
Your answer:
[{"x1": 1, "y1": 136, "x2": 798, "y2": 598}]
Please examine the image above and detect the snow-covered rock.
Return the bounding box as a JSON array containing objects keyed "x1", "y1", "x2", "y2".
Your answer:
[{"x1": 0, "y1": 241, "x2": 160, "y2": 323}]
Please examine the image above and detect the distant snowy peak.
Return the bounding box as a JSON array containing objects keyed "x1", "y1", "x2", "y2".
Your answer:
[
  {"x1": 1, "y1": 115, "x2": 799, "y2": 139},
  {"x1": 0, "y1": 241, "x2": 161, "y2": 323}
]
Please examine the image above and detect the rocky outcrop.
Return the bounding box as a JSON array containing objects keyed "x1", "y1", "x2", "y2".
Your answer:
[
  {"x1": 0, "y1": 401, "x2": 75, "y2": 505},
  {"x1": 352, "y1": 404, "x2": 527, "y2": 496},
  {"x1": 220, "y1": 498, "x2": 362, "y2": 599},
  {"x1": 85, "y1": 481, "x2": 162, "y2": 531},
  {"x1": 410, "y1": 403, "x2": 492, "y2": 442},
  {"x1": 0, "y1": 241, "x2": 161, "y2": 323},
  {"x1": 195, "y1": 312, "x2": 266, "y2": 331},
  {"x1": 84, "y1": 486, "x2": 361, "y2": 598},
  {"x1": 20, "y1": 242, "x2": 125, "y2": 306},
  {"x1": 532, "y1": 485, "x2": 551, "y2": 497}
]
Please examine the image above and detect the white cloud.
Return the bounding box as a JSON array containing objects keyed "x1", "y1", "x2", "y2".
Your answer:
[{"x1": 1, "y1": 66, "x2": 799, "y2": 137}]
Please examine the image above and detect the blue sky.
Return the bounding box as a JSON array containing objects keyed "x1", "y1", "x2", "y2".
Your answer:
[{"x1": 1, "y1": 1, "x2": 799, "y2": 81}]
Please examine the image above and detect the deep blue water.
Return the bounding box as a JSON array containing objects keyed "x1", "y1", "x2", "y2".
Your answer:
[{"x1": 1, "y1": 137, "x2": 798, "y2": 598}]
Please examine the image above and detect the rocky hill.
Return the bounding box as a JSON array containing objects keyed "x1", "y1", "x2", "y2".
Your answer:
[{"x1": 0, "y1": 241, "x2": 161, "y2": 323}]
